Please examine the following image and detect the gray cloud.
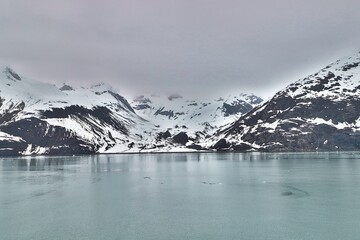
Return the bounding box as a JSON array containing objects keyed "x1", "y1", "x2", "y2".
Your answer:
[{"x1": 0, "y1": 0, "x2": 360, "y2": 98}]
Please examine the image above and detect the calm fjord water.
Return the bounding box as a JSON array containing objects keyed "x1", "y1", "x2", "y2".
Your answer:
[{"x1": 1, "y1": 152, "x2": 360, "y2": 240}]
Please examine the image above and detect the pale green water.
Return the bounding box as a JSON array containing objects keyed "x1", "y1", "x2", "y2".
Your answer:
[{"x1": 1, "y1": 152, "x2": 360, "y2": 240}]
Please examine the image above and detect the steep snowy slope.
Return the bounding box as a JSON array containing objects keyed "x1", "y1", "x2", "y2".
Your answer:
[
  {"x1": 131, "y1": 93, "x2": 262, "y2": 146},
  {"x1": 0, "y1": 67, "x2": 158, "y2": 155},
  {"x1": 212, "y1": 52, "x2": 360, "y2": 151}
]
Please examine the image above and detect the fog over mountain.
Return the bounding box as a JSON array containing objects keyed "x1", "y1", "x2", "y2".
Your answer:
[{"x1": 1, "y1": 0, "x2": 360, "y2": 98}]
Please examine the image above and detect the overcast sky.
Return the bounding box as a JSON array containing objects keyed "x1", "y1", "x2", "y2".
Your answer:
[{"x1": 0, "y1": 0, "x2": 360, "y2": 99}]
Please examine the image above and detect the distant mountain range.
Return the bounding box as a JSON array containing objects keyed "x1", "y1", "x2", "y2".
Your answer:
[
  {"x1": 1, "y1": 52, "x2": 360, "y2": 155},
  {"x1": 131, "y1": 93, "x2": 262, "y2": 146}
]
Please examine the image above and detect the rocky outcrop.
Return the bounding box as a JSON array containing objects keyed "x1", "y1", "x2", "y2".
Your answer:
[{"x1": 173, "y1": 132, "x2": 189, "y2": 145}]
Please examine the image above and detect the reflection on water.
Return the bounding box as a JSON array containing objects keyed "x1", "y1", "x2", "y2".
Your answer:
[
  {"x1": 1, "y1": 152, "x2": 360, "y2": 240},
  {"x1": 5, "y1": 152, "x2": 343, "y2": 171}
]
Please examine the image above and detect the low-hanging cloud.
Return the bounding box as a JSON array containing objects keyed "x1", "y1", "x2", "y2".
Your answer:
[{"x1": 1, "y1": 0, "x2": 360, "y2": 98}]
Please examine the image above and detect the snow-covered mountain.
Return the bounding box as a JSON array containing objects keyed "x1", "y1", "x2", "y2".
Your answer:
[
  {"x1": 0, "y1": 66, "x2": 262, "y2": 155},
  {"x1": 6, "y1": 51, "x2": 360, "y2": 155},
  {"x1": 131, "y1": 93, "x2": 262, "y2": 145},
  {"x1": 0, "y1": 67, "x2": 161, "y2": 155},
  {"x1": 211, "y1": 52, "x2": 360, "y2": 151}
]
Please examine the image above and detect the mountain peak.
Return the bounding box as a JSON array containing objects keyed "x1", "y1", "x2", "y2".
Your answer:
[{"x1": 59, "y1": 84, "x2": 74, "y2": 91}]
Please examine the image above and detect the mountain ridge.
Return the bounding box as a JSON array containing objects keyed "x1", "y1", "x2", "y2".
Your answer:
[{"x1": 211, "y1": 52, "x2": 360, "y2": 152}]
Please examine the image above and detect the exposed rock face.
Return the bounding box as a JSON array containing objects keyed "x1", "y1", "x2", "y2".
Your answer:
[
  {"x1": 154, "y1": 107, "x2": 176, "y2": 119},
  {"x1": 157, "y1": 130, "x2": 171, "y2": 140},
  {"x1": 59, "y1": 84, "x2": 74, "y2": 91},
  {"x1": 4, "y1": 67, "x2": 21, "y2": 81},
  {"x1": 173, "y1": 132, "x2": 189, "y2": 145},
  {"x1": 215, "y1": 52, "x2": 360, "y2": 152},
  {"x1": 108, "y1": 91, "x2": 135, "y2": 113},
  {"x1": 0, "y1": 117, "x2": 96, "y2": 155},
  {"x1": 222, "y1": 102, "x2": 253, "y2": 117},
  {"x1": 213, "y1": 139, "x2": 230, "y2": 150},
  {"x1": 186, "y1": 144, "x2": 203, "y2": 150}
]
